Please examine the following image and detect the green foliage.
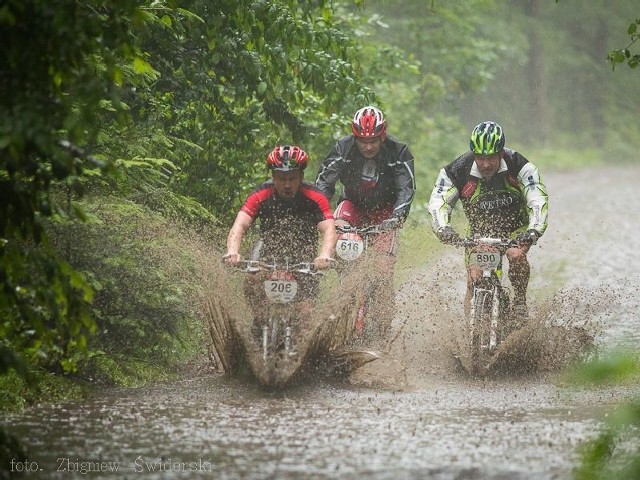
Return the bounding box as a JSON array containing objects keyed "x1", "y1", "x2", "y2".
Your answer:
[
  {"x1": 0, "y1": 369, "x2": 88, "y2": 414},
  {"x1": 564, "y1": 349, "x2": 640, "y2": 386},
  {"x1": 348, "y1": 0, "x2": 530, "y2": 209},
  {"x1": 0, "y1": 241, "x2": 95, "y2": 371},
  {"x1": 2, "y1": 0, "x2": 639, "y2": 413},
  {"x1": 107, "y1": 0, "x2": 379, "y2": 221},
  {"x1": 607, "y1": 18, "x2": 640, "y2": 70},
  {"x1": 395, "y1": 223, "x2": 444, "y2": 285},
  {"x1": 459, "y1": 0, "x2": 640, "y2": 153},
  {"x1": 0, "y1": 0, "x2": 147, "y2": 378},
  {"x1": 46, "y1": 196, "x2": 210, "y2": 385},
  {"x1": 2, "y1": 0, "x2": 371, "y2": 398},
  {"x1": 565, "y1": 349, "x2": 640, "y2": 480},
  {"x1": 519, "y1": 146, "x2": 605, "y2": 172}
]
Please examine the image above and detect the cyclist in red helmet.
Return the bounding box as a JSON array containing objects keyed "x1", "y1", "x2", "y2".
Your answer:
[
  {"x1": 315, "y1": 106, "x2": 416, "y2": 336},
  {"x1": 224, "y1": 145, "x2": 336, "y2": 275}
]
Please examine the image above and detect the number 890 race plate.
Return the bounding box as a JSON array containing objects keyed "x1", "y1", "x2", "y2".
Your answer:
[{"x1": 469, "y1": 251, "x2": 501, "y2": 270}]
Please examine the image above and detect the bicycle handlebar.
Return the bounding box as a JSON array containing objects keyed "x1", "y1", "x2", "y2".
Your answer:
[
  {"x1": 223, "y1": 258, "x2": 324, "y2": 276},
  {"x1": 336, "y1": 222, "x2": 396, "y2": 235},
  {"x1": 457, "y1": 237, "x2": 518, "y2": 249}
]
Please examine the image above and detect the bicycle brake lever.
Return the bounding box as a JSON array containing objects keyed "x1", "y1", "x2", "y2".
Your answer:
[{"x1": 245, "y1": 260, "x2": 261, "y2": 273}]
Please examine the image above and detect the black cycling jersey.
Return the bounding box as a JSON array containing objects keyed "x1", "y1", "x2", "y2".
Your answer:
[
  {"x1": 445, "y1": 150, "x2": 528, "y2": 237},
  {"x1": 315, "y1": 135, "x2": 416, "y2": 220}
]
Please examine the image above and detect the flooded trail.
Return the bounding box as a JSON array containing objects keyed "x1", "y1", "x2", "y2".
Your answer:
[{"x1": 3, "y1": 165, "x2": 640, "y2": 479}]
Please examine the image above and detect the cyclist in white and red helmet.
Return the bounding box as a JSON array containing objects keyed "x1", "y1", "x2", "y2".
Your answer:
[
  {"x1": 316, "y1": 106, "x2": 416, "y2": 255},
  {"x1": 316, "y1": 106, "x2": 416, "y2": 339}
]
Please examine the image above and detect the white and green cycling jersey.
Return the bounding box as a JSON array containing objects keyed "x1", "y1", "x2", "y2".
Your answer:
[{"x1": 428, "y1": 148, "x2": 548, "y2": 239}]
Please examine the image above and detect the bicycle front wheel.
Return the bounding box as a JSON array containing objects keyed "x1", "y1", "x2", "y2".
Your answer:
[{"x1": 469, "y1": 286, "x2": 494, "y2": 370}]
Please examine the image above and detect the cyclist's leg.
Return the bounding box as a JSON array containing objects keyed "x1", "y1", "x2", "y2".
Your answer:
[
  {"x1": 464, "y1": 248, "x2": 483, "y2": 316},
  {"x1": 506, "y1": 245, "x2": 530, "y2": 301},
  {"x1": 368, "y1": 205, "x2": 397, "y2": 270},
  {"x1": 334, "y1": 199, "x2": 362, "y2": 227},
  {"x1": 367, "y1": 206, "x2": 397, "y2": 338},
  {"x1": 506, "y1": 244, "x2": 531, "y2": 315}
]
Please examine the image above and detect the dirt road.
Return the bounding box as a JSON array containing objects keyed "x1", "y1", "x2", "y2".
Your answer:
[{"x1": 3, "y1": 165, "x2": 640, "y2": 479}]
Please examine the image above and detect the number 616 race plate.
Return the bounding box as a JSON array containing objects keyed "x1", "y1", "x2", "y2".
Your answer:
[{"x1": 335, "y1": 233, "x2": 364, "y2": 261}]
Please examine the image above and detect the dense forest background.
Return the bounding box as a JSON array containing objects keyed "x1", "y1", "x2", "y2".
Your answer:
[{"x1": 1, "y1": 0, "x2": 639, "y2": 404}]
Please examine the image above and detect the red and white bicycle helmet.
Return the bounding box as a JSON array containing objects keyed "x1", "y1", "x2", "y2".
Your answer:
[
  {"x1": 351, "y1": 106, "x2": 387, "y2": 139},
  {"x1": 266, "y1": 145, "x2": 309, "y2": 171}
]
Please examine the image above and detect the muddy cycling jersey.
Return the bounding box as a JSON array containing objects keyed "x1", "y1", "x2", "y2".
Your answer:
[
  {"x1": 241, "y1": 180, "x2": 334, "y2": 262},
  {"x1": 428, "y1": 148, "x2": 548, "y2": 238},
  {"x1": 315, "y1": 135, "x2": 416, "y2": 220}
]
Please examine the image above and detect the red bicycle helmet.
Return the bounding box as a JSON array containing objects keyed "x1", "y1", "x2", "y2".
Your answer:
[
  {"x1": 266, "y1": 145, "x2": 309, "y2": 171},
  {"x1": 351, "y1": 106, "x2": 387, "y2": 139}
]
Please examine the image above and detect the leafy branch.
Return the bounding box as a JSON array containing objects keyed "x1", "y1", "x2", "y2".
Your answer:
[{"x1": 607, "y1": 19, "x2": 640, "y2": 70}]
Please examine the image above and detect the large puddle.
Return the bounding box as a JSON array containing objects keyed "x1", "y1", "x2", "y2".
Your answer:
[{"x1": 3, "y1": 374, "x2": 631, "y2": 479}]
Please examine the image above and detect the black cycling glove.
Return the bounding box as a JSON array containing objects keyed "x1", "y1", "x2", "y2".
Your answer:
[
  {"x1": 515, "y1": 229, "x2": 540, "y2": 246},
  {"x1": 437, "y1": 225, "x2": 461, "y2": 245},
  {"x1": 380, "y1": 217, "x2": 400, "y2": 231}
]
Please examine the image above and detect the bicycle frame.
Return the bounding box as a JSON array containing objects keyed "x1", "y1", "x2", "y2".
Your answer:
[
  {"x1": 463, "y1": 237, "x2": 514, "y2": 368},
  {"x1": 335, "y1": 223, "x2": 394, "y2": 342}
]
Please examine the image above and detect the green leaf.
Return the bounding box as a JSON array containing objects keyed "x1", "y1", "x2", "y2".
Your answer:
[{"x1": 133, "y1": 57, "x2": 155, "y2": 75}]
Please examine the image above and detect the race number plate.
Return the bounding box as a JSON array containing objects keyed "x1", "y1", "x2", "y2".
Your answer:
[
  {"x1": 264, "y1": 278, "x2": 298, "y2": 303},
  {"x1": 335, "y1": 233, "x2": 364, "y2": 261},
  {"x1": 469, "y1": 251, "x2": 501, "y2": 270}
]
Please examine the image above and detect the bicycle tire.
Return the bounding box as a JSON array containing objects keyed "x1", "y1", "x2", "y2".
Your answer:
[
  {"x1": 469, "y1": 286, "x2": 494, "y2": 370},
  {"x1": 495, "y1": 286, "x2": 511, "y2": 345}
]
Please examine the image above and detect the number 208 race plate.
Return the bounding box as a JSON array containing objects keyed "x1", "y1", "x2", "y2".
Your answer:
[{"x1": 264, "y1": 272, "x2": 298, "y2": 303}]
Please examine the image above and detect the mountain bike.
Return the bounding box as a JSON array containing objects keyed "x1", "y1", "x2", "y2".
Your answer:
[
  {"x1": 457, "y1": 237, "x2": 517, "y2": 374},
  {"x1": 335, "y1": 223, "x2": 396, "y2": 345},
  {"x1": 238, "y1": 259, "x2": 321, "y2": 358},
  {"x1": 221, "y1": 259, "x2": 330, "y2": 387}
]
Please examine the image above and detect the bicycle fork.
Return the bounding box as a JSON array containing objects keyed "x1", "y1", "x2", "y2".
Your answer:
[
  {"x1": 470, "y1": 285, "x2": 496, "y2": 351},
  {"x1": 261, "y1": 318, "x2": 293, "y2": 360},
  {"x1": 262, "y1": 325, "x2": 269, "y2": 360}
]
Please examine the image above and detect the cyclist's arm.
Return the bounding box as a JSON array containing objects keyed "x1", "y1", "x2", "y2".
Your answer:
[
  {"x1": 226, "y1": 211, "x2": 253, "y2": 259},
  {"x1": 392, "y1": 146, "x2": 416, "y2": 220},
  {"x1": 517, "y1": 162, "x2": 548, "y2": 236},
  {"x1": 428, "y1": 168, "x2": 460, "y2": 232},
  {"x1": 315, "y1": 141, "x2": 349, "y2": 200},
  {"x1": 317, "y1": 218, "x2": 337, "y2": 258}
]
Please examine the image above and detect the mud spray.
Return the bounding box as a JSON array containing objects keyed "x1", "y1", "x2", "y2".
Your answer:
[{"x1": 200, "y1": 232, "x2": 602, "y2": 391}]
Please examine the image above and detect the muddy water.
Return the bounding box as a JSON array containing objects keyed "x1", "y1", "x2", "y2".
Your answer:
[{"x1": 3, "y1": 165, "x2": 640, "y2": 479}]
